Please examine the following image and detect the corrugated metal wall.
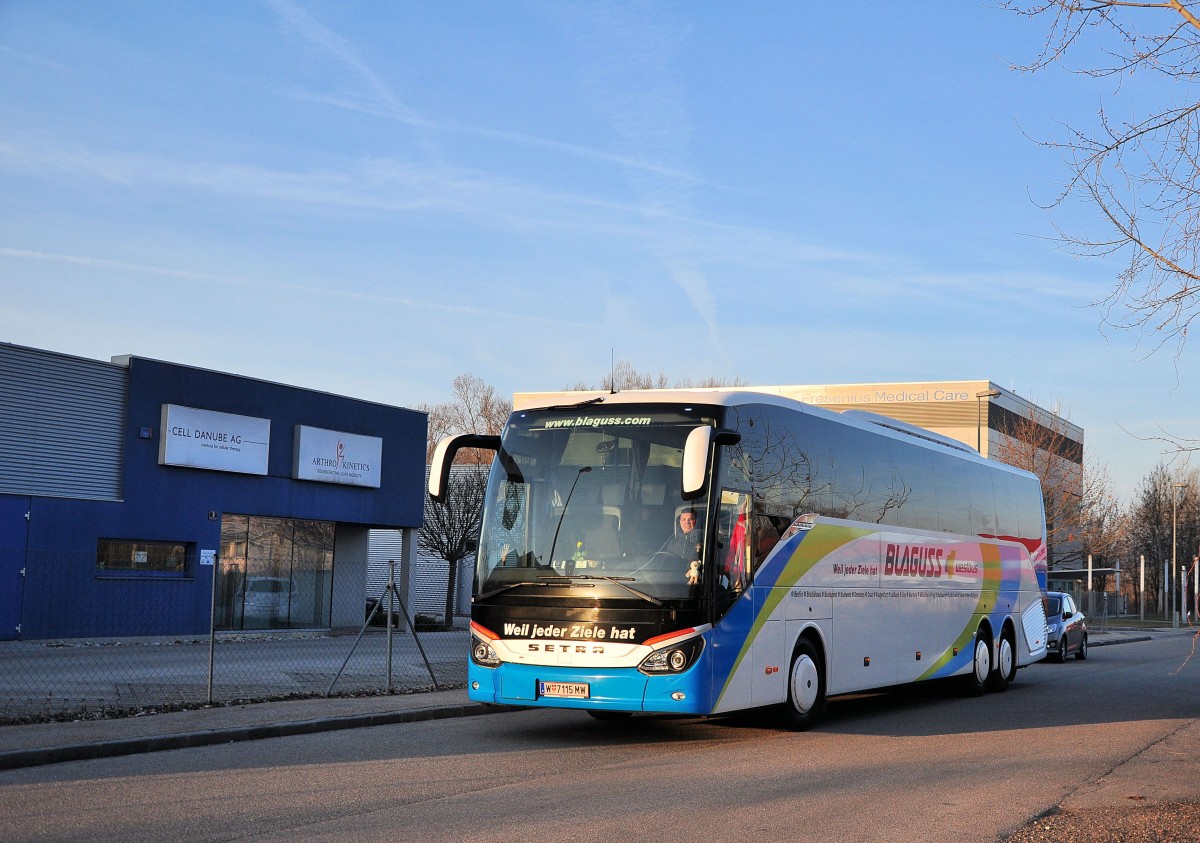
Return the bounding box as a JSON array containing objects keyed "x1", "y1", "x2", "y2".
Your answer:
[
  {"x1": 0, "y1": 344, "x2": 125, "y2": 500},
  {"x1": 367, "y1": 529, "x2": 469, "y2": 620}
]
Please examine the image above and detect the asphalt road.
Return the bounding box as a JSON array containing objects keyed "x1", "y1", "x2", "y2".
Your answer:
[{"x1": 1, "y1": 635, "x2": 1197, "y2": 843}]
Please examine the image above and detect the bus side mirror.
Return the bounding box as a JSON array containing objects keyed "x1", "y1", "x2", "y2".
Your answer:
[
  {"x1": 681, "y1": 427, "x2": 740, "y2": 499},
  {"x1": 428, "y1": 434, "x2": 501, "y2": 503}
]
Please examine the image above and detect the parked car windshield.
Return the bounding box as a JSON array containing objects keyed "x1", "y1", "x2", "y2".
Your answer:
[
  {"x1": 1045, "y1": 595, "x2": 1062, "y2": 616},
  {"x1": 248, "y1": 579, "x2": 289, "y2": 593}
]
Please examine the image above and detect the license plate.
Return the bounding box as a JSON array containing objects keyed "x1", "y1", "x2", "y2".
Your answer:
[{"x1": 538, "y1": 681, "x2": 590, "y2": 699}]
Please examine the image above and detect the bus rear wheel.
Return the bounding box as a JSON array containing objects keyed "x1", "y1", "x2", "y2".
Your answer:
[
  {"x1": 962, "y1": 633, "x2": 991, "y2": 697},
  {"x1": 987, "y1": 629, "x2": 1016, "y2": 693},
  {"x1": 783, "y1": 638, "x2": 826, "y2": 730}
]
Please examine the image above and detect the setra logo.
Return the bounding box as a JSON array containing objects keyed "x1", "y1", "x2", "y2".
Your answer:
[{"x1": 527, "y1": 643, "x2": 606, "y2": 654}]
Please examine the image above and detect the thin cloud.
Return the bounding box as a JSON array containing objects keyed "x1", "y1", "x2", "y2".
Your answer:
[
  {"x1": 0, "y1": 138, "x2": 719, "y2": 240},
  {"x1": 0, "y1": 247, "x2": 581, "y2": 328},
  {"x1": 263, "y1": 0, "x2": 727, "y2": 191},
  {"x1": 0, "y1": 45, "x2": 68, "y2": 73},
  {"x1": 262, "y1": 0, "x2": 422, "y2": 125},
  {"x1": 261, "y1": 0, "x2": 725, "y2": 350},
  {"x1": 289, "y1": 88, "x2": 728, "y2": 190}
]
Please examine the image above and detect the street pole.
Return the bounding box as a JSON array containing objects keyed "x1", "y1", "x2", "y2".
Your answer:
[
  {"x1": 975, "y1": 388, "x2": 1000, "y2": 454},
  {"x1": 1115, "y1": 560, "x2": 1121, "y2": 617},
  {"x1": 1139, "y1": 554, "x2": 1145, "y2": 622},
  {"x1": 1087, "y1": 554, "x2": 1094, "y2": 616},
  {"x1": 1172, "y1": 482, "x2": 1187, "y2": 628},
  {"x1": 1163, "y1": 561, "x2": 1169, "y2": 621}
]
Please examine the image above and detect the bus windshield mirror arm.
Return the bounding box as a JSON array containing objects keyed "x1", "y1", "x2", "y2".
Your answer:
[{"x1": 497, "y1": 448, "x2": 524, "y2": 484}]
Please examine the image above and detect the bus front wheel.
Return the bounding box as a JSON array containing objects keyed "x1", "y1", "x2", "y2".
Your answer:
[{"x1": 783, "y1": 638, "x2": 826, "y2": 730}]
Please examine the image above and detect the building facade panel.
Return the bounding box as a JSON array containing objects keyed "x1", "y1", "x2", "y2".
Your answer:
[{"x1": 0, "y1": 345, "x2": 427, "y2": 641}]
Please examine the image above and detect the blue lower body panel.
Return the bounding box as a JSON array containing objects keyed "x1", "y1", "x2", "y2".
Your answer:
[{"x1": 468, "y1": 660, "x2": 710, "y2": 715}]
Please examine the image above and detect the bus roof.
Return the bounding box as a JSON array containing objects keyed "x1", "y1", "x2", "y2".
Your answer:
[{"x1": 511, "y1": 388, "x2": 1038, "y2": 480}]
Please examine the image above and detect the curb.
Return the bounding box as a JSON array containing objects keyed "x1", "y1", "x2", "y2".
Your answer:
[
  {"x1": 1089, "y1": 635, "x2": 1152, "y2": 647},
  {"x1": 0, "y1": 701, "x2": 502, "y2": 773}
]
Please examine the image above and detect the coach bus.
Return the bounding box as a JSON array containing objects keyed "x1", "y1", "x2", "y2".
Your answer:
[{"x1": 428, "y1": 389, "x2": 1048, "y2": 728}]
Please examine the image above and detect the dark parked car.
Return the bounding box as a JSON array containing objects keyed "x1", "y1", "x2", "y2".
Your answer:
[{"x1": 1044, "y1": 591, "x2": 1087, "y2": 662}]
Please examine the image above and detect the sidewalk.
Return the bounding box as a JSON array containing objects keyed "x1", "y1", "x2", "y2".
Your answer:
[
  {"x1": 0, "y1": 626, "x2": 1187, "y2": 773},
  {"x1": 0, "y1": 688, "x2": 494, "y2": 772}
]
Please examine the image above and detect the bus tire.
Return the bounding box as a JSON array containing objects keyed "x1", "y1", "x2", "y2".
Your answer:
[
  {"x1": 962, "y1": 633, "x2": 991, "y2": 697},
  {"x1": 783, "y1": 638, "x2": 826, "y2": 730},
  {"x1": 987, "y1": 627, "x2": 1016, "y2": 693}
]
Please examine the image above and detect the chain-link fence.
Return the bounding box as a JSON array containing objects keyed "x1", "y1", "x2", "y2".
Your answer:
[
  {"x1": 1070, "y1": 587, "x2": 1200, "y2": 631},
  {"x1": 0, "y1": 555, "x2": 468, "y2": 725}
]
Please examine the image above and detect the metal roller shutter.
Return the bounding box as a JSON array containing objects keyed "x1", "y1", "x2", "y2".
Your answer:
[{"x1": 0, "y1": 344, "x2": 125, "y2": 500}]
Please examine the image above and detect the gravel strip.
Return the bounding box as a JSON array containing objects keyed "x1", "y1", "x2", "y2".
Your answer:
[{"x1": 1003, "y1": 801, "x2": 1200, "y2": 842}]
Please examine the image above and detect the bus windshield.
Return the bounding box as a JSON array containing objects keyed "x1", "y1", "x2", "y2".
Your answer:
[{"x1": 476, "y1": 407, "x2": 716, "y2": 603}]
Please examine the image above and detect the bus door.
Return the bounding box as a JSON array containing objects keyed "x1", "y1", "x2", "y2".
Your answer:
[{"x1": 708, "y1": 490, "x2": 787, "y2": 710}]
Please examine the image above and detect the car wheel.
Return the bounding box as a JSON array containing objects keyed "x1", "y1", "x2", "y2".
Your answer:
[
  {"x1": 988, "y1": 630, "x2": 1016, "y2": 692},
  {"x1": 1075, "y1": 635, "x2": 1088, "y2": 661},
  {"x1": 1056, "y1": 638, "x2": 1068, "y2": 663},
  {"x1": 782, "y1": 638, "x2": 826, "y2": 730},
  {"x1": 963, "y1": 633, "x2": 991, "y2": 696}
]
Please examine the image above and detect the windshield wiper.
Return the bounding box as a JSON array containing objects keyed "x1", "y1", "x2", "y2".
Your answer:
[
  {"x1": 559, "y1": 575, "x2": 663, "y2": 606},
  {"x1": 544, "y1": 396, "x2": 605, "y2": 411},
  {"x1": 547, "y1": 465, "x2": 591, "y2": 568},
  {"x1": 475, "y1": 577, "x2": 596, "y2": 602}
]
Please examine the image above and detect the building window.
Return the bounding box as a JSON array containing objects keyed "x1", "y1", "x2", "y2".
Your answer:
[
  {"x1": 214, "y1": 515, "x2": 335, "y2": 630},
  {"x1": 97, "y1": 539, "x2": 190, "y2": 575}
]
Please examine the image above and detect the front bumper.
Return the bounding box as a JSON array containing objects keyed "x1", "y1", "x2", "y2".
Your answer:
[{"x1": 468, "y1": 660, "x2": 709, "y2": 715}]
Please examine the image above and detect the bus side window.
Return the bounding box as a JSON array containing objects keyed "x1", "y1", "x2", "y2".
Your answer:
[{"x1": 752, "y1": 512, "x2": 789, "y2": 565}]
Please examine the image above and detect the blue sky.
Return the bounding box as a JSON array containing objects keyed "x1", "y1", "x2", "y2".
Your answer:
[{"x1": 1, "y1": 1, "x2": 1196, "y2": 502}]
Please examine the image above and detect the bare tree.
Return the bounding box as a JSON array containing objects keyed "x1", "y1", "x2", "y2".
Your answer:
[
  {"x1": 421, "y1": 373, "x2": 512, "y2": 463},
  {"x1": 1005, "y1": 1, "x2": 1200, "y2": 358},
  {"x1": 418, "y1": 463, "x2": 488, "y2": 627},
  {"x1": 567, "y1": 360, "x2": 745, "y2": 391},
  {"x1": 1129, "y1": 463, "x2": 1200, "y2": 612},
  {"x1": 417, "y1": 374, "x2": 511, "y2": 625},
  {"x1": 990, "y1": 407, "x2": 1130, "y2": 570}
]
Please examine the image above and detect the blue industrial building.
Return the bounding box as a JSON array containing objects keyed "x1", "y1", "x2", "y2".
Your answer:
[{"x1": 0, "y1": 342, "x2": 426, "y2": 641}]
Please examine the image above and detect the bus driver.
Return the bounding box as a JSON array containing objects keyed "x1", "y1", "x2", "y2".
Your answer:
[{"x1": 663, "y1": 508, "x2": 702, "y2": 584}]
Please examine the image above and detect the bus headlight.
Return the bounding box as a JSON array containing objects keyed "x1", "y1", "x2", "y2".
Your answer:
[
  {"x1": 470, "y1": 622, "x2": 502, "y2": 668},
  {"x1": 471, "y1": 637, "x2": 500, "y2": 668},
  {"x1": 638, "y1": 635, "x2": 704, "y2": 675}
]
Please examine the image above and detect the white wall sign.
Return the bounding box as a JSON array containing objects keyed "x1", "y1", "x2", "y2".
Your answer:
[
  {"x1": 159, "y1": 404, "x2": 271, "y2": 475},
  {"x1": 293, "y1": 425, "x2": 383, "y2": 488}
]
